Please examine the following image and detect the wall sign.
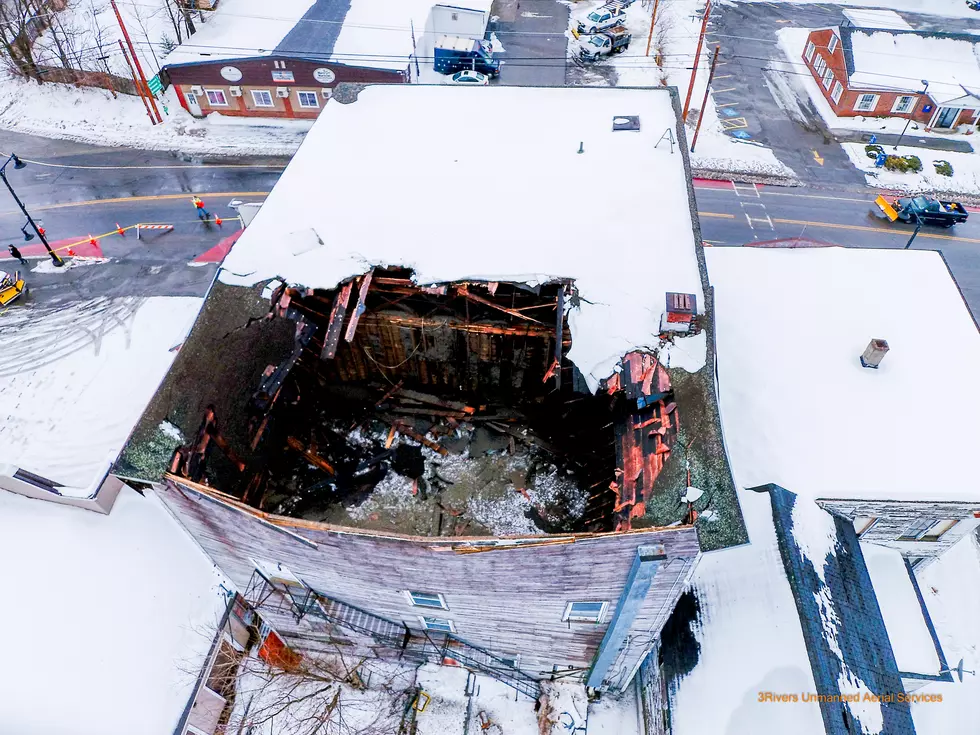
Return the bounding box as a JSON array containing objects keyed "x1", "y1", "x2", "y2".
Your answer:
[
  {"x1": 922, "y1": 104, "x2": 934, "y2": 114},
  {"x1": 220, "y1": 66, "x2": 243, "y2": 82},
  {"x1": 272, "y1": 69, "x2": 295, "y2": 83},
  {"x1": 313, "y1": 67, "x2": 336, "y2": 84}
]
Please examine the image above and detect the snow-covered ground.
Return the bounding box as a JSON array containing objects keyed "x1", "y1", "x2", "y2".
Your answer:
[
  {"x1": 0, "y1": 296, "x2": 202, "y2": 490},
  {"x1": 843, "y1": 142, "x2": 980, "y2": 196},
  {"x1": 0, "y1": 486, "x2": 229, "y2": 735},
  {"x1": 571, "y1": 0, "x2": 797, "y2": 179},
  {"x1": 733, "y1": 0, "x2": 980, "y2": 18},
  {"x1": 0, "y1": 71, "x2": 311, "y2": 156}
]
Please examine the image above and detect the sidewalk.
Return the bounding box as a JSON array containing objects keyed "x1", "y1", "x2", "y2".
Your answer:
[
  {"x1": 0, "y1": 236, "x2": 104, "y2": 260},
  {"x1": 834, "y1": 130, "x2": 975, "y2": 153}
]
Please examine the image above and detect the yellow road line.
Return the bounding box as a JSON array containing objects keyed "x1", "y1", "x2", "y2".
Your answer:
[
  {"x1": 0, "y1": 191, "x2": 271, "y2": 217},
  {"x1": 698, "y1": 211, "x2": 736, "y2": 219},
  {"x1": 769, "y1": 216, "x2": 980, "y2": 244}
]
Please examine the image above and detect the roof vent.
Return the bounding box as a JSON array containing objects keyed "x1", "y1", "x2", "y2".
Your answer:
[
  {"x1": 613, "y1": 115, "x2": 640, "y2": 131},
  {"x1": 860, "y1": 339, "x2": 889, "y2": 369}
]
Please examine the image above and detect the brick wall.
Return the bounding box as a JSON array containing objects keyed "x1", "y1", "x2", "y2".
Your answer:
[
  {"x1": 176, "y1": 83, "x2": 325, "y2": 119},
  {"x1": 816, "y1": 497, "x2": 980, "y2": 562}
]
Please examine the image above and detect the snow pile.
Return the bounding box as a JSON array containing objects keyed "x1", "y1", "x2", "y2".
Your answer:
[
  {"x1": 792, "y1": 495, "x2": 840, "y2": 582},
  {"x1": 705, "y1": 246, "x2": 980, "y2": 503},
  {"x1": 0, "y1": 487, "x2": 229, "y2": 735},
  {"x1": 862, "y1": 544, "x2": 941, "y2": 675},
  {"x1": 842, "y1": 142, "x2": 980, "y2": 196},
  {"x1": 221, "y1": 85, "x2": 707, "y2": 389},
  {"x1": 0, "y1": 72, "x2": 311, "y2": 156},
  {"x1": 587, "y1": 686, "x2": 641, "y2": 735},
  {"x1": 0, "y1": 296, "x2": 202, "y2": 490}
]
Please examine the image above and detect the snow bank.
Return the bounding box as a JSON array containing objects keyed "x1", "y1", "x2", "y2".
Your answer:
[
  {"x1": 842, "y1": 142, "x2": 980, "y2": 196},
  {"x1": 0, "y1": 72, "x2": 310, "y2": 156},
  {"x1": 220, "y1": 85, "x2": 707, "y2": 388},
  {"x1": 731, "y1": 0, "x2": 979, "y2": 20},
  {"x1": 862, "y1": 544, "x2": 941, "y2": 675},
  {"x1": 0, "y1": 296, "x2": 203, "y2": 490},
  {"x1": 0, "y1": 487, "x2": 229, "y2": 735},
  {"x1": 705, "y1": 246, "x2": 980, "y2": 503}
]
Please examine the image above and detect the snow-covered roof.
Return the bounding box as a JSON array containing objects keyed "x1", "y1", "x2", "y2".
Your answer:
[
  {"x1": 219, "y1": 85, "x2": 706, "y2": 389},
  {"x1": 0, "y1": 486, "x2": 229, "y2": 735},
  {"x1": 0, "y1": 297, "x2": 202, "y2": 492},
  {"x1": 163, "y1": 0, "x2": 432, "y2": 70},
  {"x1": 848, "y1": 31, "x2": 980, "y2": 103},
  {"x1": 705, "y1": 246, "x2": 980, "y2": 503},
  {"x1": 842, "y1": 8, "x2": 913, "y2": 31}
]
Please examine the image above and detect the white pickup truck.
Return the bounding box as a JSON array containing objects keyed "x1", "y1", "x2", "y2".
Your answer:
[
  {"x1": 579, "y1": 25, "x2": 631, "y2": 61},
  {"x1": 575, "y1": 3, "x2": 628, "y2": 35}
]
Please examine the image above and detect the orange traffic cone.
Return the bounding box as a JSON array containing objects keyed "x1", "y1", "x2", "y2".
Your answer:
[
  {"x1": 214, "y1": 215, "x2": 222, "y2": 227},
  {"x1": 89, "y1": 234, "x2": 97, "y2": 246},
  {"x1": 37, "y1": 227, "x2": 45, "y2": 238},
  {"x1": 116, "y1": 223, "x2": 125, "y2": 237},
  {"x1": 67, "y1": 248, "x2": 75, "y2": 256}
]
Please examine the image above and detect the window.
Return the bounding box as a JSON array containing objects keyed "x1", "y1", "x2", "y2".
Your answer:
[
  {"x1": 854, "y1": 517, "x2": 878, "y2": 536},
  {"x1": 297, "y1": 91, "x2": 320, "y2": 108},
  {"x1": 251, "y1": 89, "x2": 274, "y2": 107},
  {"x1": 892, "y1": 95, "x2": 916, "y2": 114},
  {"x1": 406, "y1": 591, "x2": 448, "y2": 610},
  {"x1": 828, "y1": 34, "x2": 838, "y2": 54},
  {"x1": 831, "y1": 81, "x2": 844, "y2": 104},
  {"x1": 272, "y1": 69, "x2": 295, "y2": 83},
  {"x1": 205, "y1": 89, "x2": 227, "y2": 106},
  {"x1": 498, "y1": 654, "x2": 521, "y2": 669},
  {"x1": 822, "y1": 68, "x2": 834, "y2": 90},
  {"x1": 898, "y1": 519, "x2": 958, "y2": 542},
  {"x1": 854, "y1": 93, "x2": 879, "y2": 112},
  {"x1": 805, "y1": 41, "x2": 816, "y2": 62},
  {"x1": 563, "y1": 601, "x2": 609, "y2": 623},
  {"x1": 813, "y1": 55, "x2": 827, "y2": 76},
  {"x1": 419, "y1": 616, "x2": 455, "y2": 633}
]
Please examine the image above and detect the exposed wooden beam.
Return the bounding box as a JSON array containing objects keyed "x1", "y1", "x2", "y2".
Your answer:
[
  {"x1": 344, "y1": 269, "x2": 374, "y2": 343},
  {"x1": 320, "y1": 281, "x2": 354, "y2": 360},
  {"x1": 455, "y1": 285, "x2": 546, "y2": 325}
]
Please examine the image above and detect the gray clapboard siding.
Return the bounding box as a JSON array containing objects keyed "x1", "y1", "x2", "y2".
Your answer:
[{"x1": 158, "y1": 481, "x2": 699, "y2": 684}]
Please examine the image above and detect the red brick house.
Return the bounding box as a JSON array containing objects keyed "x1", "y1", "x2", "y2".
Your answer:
[{"x1": 801, "y1": 9, "x2": 980, "y2": 131}]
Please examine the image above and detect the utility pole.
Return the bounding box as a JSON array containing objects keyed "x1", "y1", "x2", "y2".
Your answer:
[
  {"x1": 111, "y1": 0, "x2": 161, "y2": 124},
  {"x1": 690, "y1": 46, "x2": 720, "y2": 153},
  {"x1": 119, "y1": 40, "x2": 155, "y2": 124},
  {"x1": 1, "y1": 155, "x2": 63, "y2": 267},
  {"x1": 682, "y1": 0, "x2": 712, "y2": 122},
  {"x1": 645, "y1": 0, "x2": 661, "y2": 57}
]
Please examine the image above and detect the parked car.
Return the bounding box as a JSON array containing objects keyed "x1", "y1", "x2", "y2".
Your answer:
[
  {"x1": 445, "y1": 70, "x2": 490, "y2": 85},
  {"x1": 575, "y1": 1, "x2": 628, "y2": 35},
  {"x1": 579, "y1": 25, "x2": 631, "y2": 61}
]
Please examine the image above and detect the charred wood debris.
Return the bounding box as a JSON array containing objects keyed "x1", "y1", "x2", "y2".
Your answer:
[{"x1": 169, "y1": 268, "x2": 696, "y2": 535}]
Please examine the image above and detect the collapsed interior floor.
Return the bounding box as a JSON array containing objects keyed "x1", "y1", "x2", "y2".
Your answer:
[{"x1": 171, "y1": 268, "x2": 690, "y2": 537}]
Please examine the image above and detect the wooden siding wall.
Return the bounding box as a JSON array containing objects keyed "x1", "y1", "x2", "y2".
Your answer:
[{"x1": 157, "y1": 482, "x2": 699, "y2": 684}]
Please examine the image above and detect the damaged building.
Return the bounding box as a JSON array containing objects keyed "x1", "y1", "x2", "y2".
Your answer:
[{"x1": 118, "y1": 85, "x2": 746, "y2": 709}]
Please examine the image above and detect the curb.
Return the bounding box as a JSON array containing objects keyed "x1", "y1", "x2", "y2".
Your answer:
[{"x1": 692, "y1": 168, "x2": 802, "y2": 188}]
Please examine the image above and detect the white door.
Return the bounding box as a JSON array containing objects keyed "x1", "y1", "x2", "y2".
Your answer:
[{"x1": 185, "y1": 91, "x2": 202, "y2": 117}]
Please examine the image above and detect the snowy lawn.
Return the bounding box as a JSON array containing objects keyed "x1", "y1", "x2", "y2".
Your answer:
[
  {"x1": 0, "y1": 486, "x2": 229, "y2": 735},
  {"x1": 0, "y1": 71, "x2": 311, "y2": 156},
  {"x1": 842, "y1": 142, "x2": 980, "y2": 196},
  {"x1": 736, "y1": 0, "x2": 979, "y2": 18}
]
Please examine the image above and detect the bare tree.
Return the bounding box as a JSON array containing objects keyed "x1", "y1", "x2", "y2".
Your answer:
[{"x1": 0, "y1": 0, "x2": 46, "y2": 79}]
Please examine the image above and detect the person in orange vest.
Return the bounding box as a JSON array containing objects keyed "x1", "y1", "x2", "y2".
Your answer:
[{"x1": 191, "y1": 195, "x2": 211, "y2": 221}]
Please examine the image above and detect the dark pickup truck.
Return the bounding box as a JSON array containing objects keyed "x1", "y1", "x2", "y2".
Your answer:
[{"x1": 876, "y1": 195, "x2": 969, "y2": 227}]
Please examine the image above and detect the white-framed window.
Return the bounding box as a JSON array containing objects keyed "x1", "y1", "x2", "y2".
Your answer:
[
  {"x1": 831, "y1": 81, "x2": 844, "y2": 104},
  {"x1": 828, "y1": 34, "x2": 838, "y2": 54},
  {"x1": 297, "y1": 91, "x2": 320, "y2": 108},
  {"x1": 562, "y1": 601, "x2": 609, "y2": 623},
  {"x1": 805, "y1": 41, "x2": 816, "y2": 62},
  {"x1": 813, "y1": 55, "x2": 827, "y2": 76},
  {"x1": 854, "y1": 93, "x2": 879, "y2": 112},
  {"x1": 499, "y1": 653, "x2": 521, "y2": 669},
  {"x1": 251, "y1": 89, "x2": 274, "y2": 107},
  {"x1": 822, "y1": 68, "x2": 834, "y2": 90},
  {"x1": 898, "y1": 519, "x2": 959, "y2": 542},
  {"x1": 892, "y1": 95, "x2": 916, "y2": 114},
  {"x1": 419, "y1": 616, "x2": 456, "y2": 633},
  {"x1": 405, "y1": 591, "x2": 448, "y2": 610},
  {"x1": 272, "y1": 69, "x2": 295, "y2": 83},
  {"x1": 205, "y1": 89, "x2": 227, "y2": 106}
]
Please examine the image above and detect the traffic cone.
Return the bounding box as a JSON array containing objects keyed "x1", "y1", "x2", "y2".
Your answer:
[
  {"x1": 67, "y1": 248, "x2": 75, "y2": 256},
  {"x1": 89, "y1": 234, "x2": 97, "y2": 246},
  {"x1": 214, "y1": 215, "x2": 222, "y2": 227},
  {"x1": 116, "y1": 223, "x2": 125, "y2": 237},
  {"x1": 37, "y1": 227, "x2": 45, "y2": 238}
]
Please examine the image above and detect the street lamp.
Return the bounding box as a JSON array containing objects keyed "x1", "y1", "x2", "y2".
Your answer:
[
  {"x1": 0, "y1": 154, "x2": 63, "y2": 267},
  {"x1": 895, "y1": 80, "x2": 929, "y2": 151}
]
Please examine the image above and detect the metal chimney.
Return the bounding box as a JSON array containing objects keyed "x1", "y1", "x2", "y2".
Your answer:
[{"x1": 860, "y1": 339, "x2": 889, "y2": 369}]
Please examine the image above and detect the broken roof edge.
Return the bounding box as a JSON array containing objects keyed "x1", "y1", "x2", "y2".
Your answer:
[{"x1": 164, "y1": 473, "x2": 699, "y2": 549}]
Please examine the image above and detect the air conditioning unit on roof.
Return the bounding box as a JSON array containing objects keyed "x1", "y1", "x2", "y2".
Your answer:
[{"x1": 276, "y1": 87, "x2": 290, "y2": 98}]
